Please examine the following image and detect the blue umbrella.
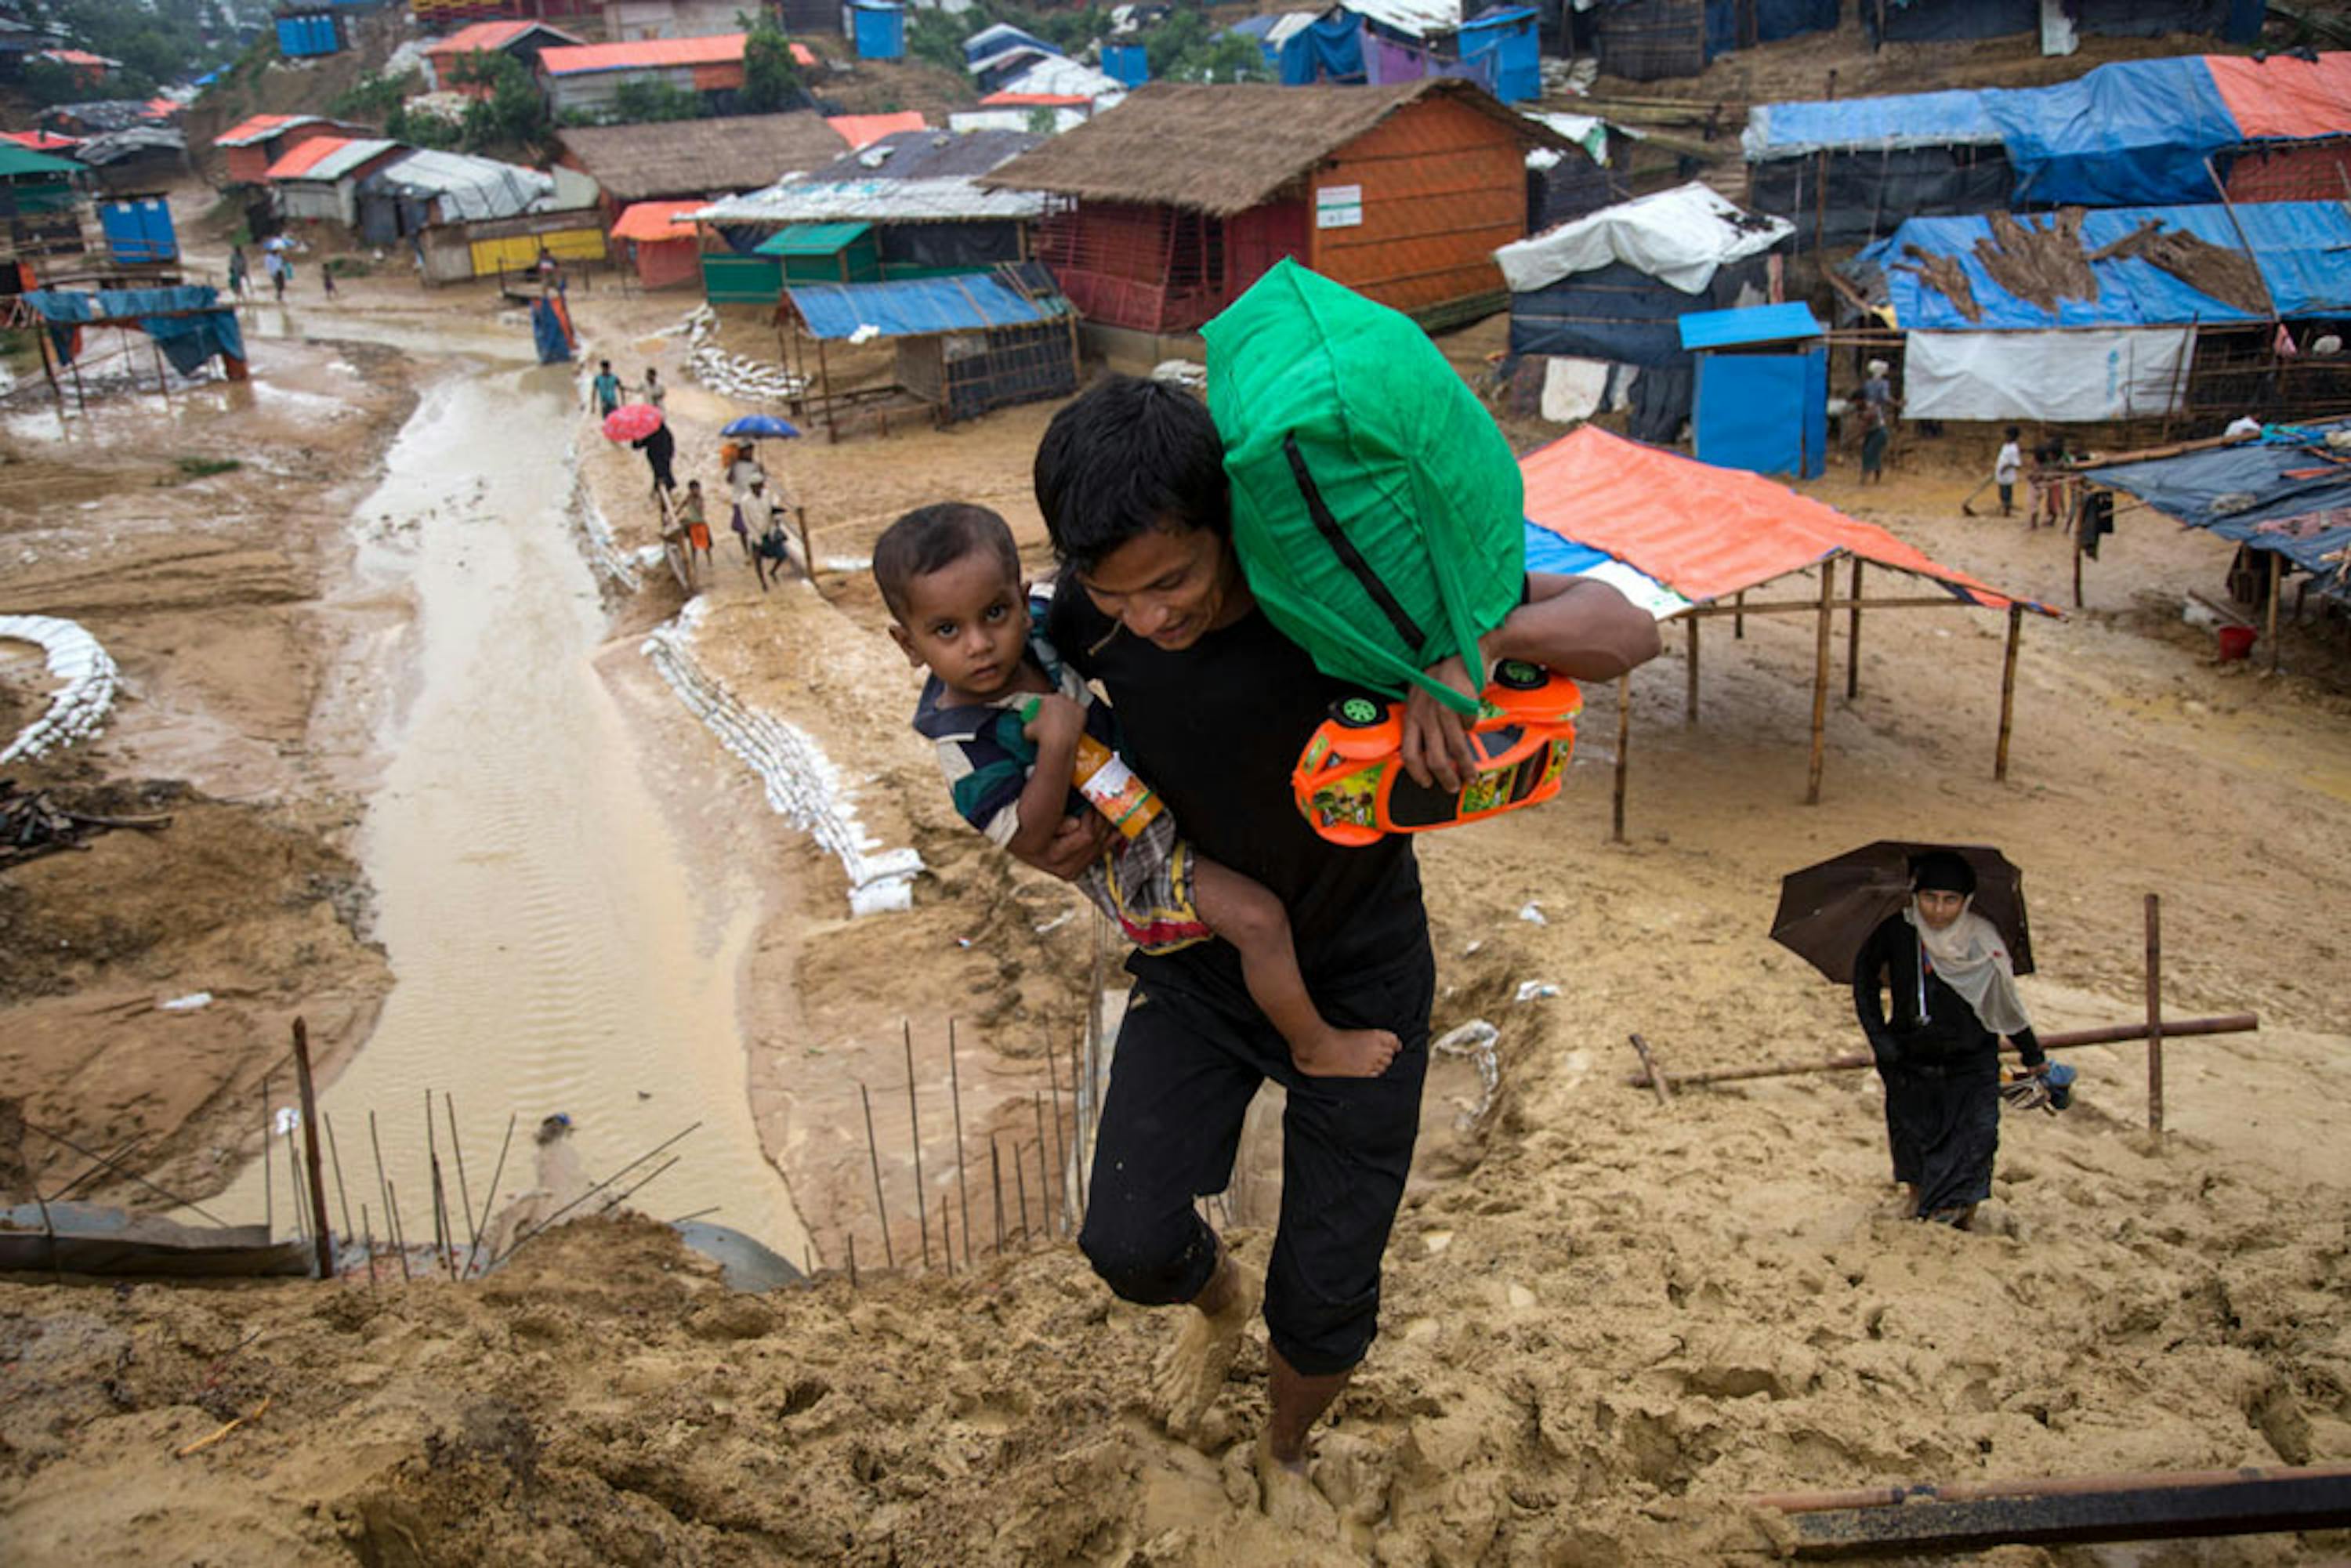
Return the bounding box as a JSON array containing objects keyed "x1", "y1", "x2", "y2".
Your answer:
[{"x1": 721, "y1": 414, "x2": 802, "y2": 439}]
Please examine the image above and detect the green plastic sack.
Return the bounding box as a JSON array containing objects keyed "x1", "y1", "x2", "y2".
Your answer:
[{"x1": 1203, "y1": 258, "x2": 1525, "y2": 717}]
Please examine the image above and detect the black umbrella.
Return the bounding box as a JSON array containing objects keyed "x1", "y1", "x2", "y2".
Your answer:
[{"x1": 1771, "y1": 841, "x2": 2033, "y2": 985}]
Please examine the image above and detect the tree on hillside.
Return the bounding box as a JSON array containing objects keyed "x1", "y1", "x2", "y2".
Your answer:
[
  {"x1": 452, "y1": 53, "x2": 553, "y2": 152},
  {"x1": 20, "y1": 0, "x2": 234, "y2": 99},
  {"x1": 741, "y1": 16, "x2": 806, "y2": 113},
  {"x1": 610, "y1": 79, "x2": 705, "y2": 123}
]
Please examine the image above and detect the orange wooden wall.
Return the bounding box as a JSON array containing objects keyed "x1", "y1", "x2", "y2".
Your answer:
[{"x1": 1307, "y1": 93, "x2": 1524, "y2": 317}]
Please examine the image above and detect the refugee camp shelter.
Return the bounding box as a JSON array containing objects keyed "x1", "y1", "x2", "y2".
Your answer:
[
  {"x1": 951, "y1": 92, "x2": 1096, "y2": 136},
  {"x1": 1593, "y1": 0, "x2": 1836, "y2": 83},
  {"x1": 1864, "y1": 0, "x2": 2259, "y2": 46},
  {"x1": 426, "y1": 21, "x2": 586, "y2": 96},
  {"x1": 411, "y1": 0, "x2": 596, "y2": 31},
  {"x1": 214, "y1": 114, "x2": 350, "y2": 185},
  {"x1": 986, "y1": 78, "x2": 1563, "y2": 340},
  {"x1": 1682, "y1": 302, "x2": 1826, "y2": 480},
  {"x1": 2081, "y1": 422, "x2": 2351, "y2": 662},
  {"x1": 1743, "y1": 89, "x2": 2010, "y2": 251},
  {"x1": 609, "y1": 198, "x2": 704, "y2": 287},
  {"x1": 777, "y1": 261, "x2": 1078, "y2": 437},
  {"x1": 755, "y1": 221, "x2": 881, "y2": 282},
  {"x1": 0, "y1": 143, "x2": 86, "y2": 269},
  {"x1": 13, "y1": 284, "x2": 248, "y2": 405},
  {"x1": 537, "y1": 34, "x2": 747, "y2": 121},
  {"x1": 1496, "y1": 181, "x2": 1793, "y2": 444},
  {"x1": 696, "y1": 128, "x2": 1045, "y2": 302},
  {"x1": 71, "y1": 126, "x2": 187, "y2": 193},
  {"x1": 1525, "y1": 110, "x2": 1638, "y2": 232},
  {"x1": 556, "y1": 113, "x2": 849, "y2": 216},
  {"x1": 353, "y1": 150, "x2": 600, "y2": 281},
  {"x1": 266, "y1": 136, "x2": 408, "y2": 228},
  {"x1": 1519, "y1": 425, "x2": 2052, "y2": 825},
  {"x1": 1842, "y1": 202, "x2": 2351, "y2": 423}
]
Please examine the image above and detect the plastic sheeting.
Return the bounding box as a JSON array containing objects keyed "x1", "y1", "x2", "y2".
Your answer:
[
  {"x1": 1748, "y1": 145, "x2": 2013, "y2": 251},
  {"x1": 2207, "y1": 52, "x2": 2351, "y2": 139},
  {"x1": 1853, "y1": 202, "x2": 2351, "y2": 330},
  {"x1": 784, "y1": 271, "x2": 1069, "y2": 340},
  {"x1": 1507, "y1": 257, "x2": 1770, "y2": 368},
  {"x1": 1902, "y1": 328, "x2": 2194, "y2": 422},
  {"x1": 360, "y1": 149, "x2": 556, "y2": 223},
  {"x1": 27, "y1": 286, "x2": 243, "y2": 375},
  {"x1": 1496, "y1": 181, "x2": 1791, "y2": 294},
  {"x1": 1458, "y1": 8, "x2": 1539, "y2": 103},
  {"x1": 1983, "y1": 56, "x2": 2236, "y2": 206},
  {"x1": 1280, "y1": 13, "x2": 1366, "y2": 85},
  {"x1": 1743, "y1": 89, "x2": 2003, "y2": 160},
  {"x1": 2091, "y1": 422, "x2": 2351, "y2": 590},
  {"x1": 1864, "y1": 0, "x2": 2034, "y2": 45},
  {"x1": 1693, "y1": 349, "x2": 1826, "y2": 480}
]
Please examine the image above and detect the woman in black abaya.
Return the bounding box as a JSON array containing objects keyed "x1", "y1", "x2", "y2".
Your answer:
[{"x1": 1853, "y1": 851, "x2": 2045, "y2": 1228}]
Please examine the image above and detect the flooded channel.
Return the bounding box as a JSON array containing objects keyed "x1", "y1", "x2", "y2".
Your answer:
[{"x1": 216, "y1": 359, "x2": 808, "y2": 1264}]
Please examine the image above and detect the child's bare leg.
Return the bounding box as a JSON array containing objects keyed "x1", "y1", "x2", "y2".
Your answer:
[{"x1": 1189, "y1": 859, "x2": 1396, "y2": 1078}]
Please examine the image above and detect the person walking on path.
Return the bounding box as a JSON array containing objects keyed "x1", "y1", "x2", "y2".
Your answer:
[
  {"x1": 679, "y1": 480, "x2": 714, "y2": 576},
  {"x1": 641, "y1": 366, "x2": 666, "y2": 409},
  {"x1": 1994, "y1": 427, "x2": 2023, "y2": 518},
  {"x1": 632, "y1": 419, "x2": 677, "y2": 498},
  {"x1": 1853, "y1": 850, "x2": 2047, "y2": 1229},
  {"x1": 321, "y1": 263, "x2": 336, "y2": 300},
  {"x1": 1857, "y1": 359, "x2": 1896, "y2": 483},
  {"x1": 1016, "y1": 377, "x2": 1659, "y2": 1522},
  {"x1": 590, "y1": 360, "x2": 624, "y2": 418},
  {"x1": 227, "y1": 245, "x2": 249, "y2": 299}
]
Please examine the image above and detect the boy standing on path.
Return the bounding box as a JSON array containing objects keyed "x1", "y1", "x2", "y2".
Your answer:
[
  {"x1": 591, "y1": 360, "x2": 623, "y2": 418},
  {"x1": 1995, "y1": 426, "x2": 2023, "y2": 517}
]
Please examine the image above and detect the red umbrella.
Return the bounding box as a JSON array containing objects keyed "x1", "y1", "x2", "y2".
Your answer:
[{"x1": 603, "y1": 404, "x2": 663, "y2": 442}]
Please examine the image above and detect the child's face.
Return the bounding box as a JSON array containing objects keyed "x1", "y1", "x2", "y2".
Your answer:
[{"x1": 890, "y1": 552, "x2": 1028, "y2": 698}]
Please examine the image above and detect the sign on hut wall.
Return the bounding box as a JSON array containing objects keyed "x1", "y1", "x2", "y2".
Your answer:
[{"x1": 1316, "y1": 183, "x2": 1363, "y2": 230}]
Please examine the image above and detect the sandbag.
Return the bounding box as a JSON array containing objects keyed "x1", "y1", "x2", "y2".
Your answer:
[{"x1": 1203, "y1": 259, "x2": 1523, "y2": 715}]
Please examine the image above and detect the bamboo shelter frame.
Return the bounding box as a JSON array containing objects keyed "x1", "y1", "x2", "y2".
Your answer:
[{"x1": 1610, "y1": 551, "x2": 2043, "y2": 840}]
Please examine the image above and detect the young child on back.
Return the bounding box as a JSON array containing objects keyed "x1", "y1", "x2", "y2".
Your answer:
[{"x1": 877, "y1": 502, "x2": 1398, "y2": 1079}]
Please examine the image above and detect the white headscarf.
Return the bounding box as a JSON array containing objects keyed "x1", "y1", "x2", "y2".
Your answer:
[{"x1": 1903, "y1": 895, "x2": 2033, "y2": 1037}]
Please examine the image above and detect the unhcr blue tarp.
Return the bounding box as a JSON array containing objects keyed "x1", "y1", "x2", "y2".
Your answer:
[
  {"x1": 1851, "y1": 202, "x2": 2351, "y2": 331},
  {"x1": 784, "y1": 272, "x2": 1069, "y2": 340},
  {"x1": 1982, "y1": 56, "x2": 2237, "y2": 206},
  {"x1": 1280, "y1": 12, "x2": 1365, "y2": 85},
  {"x1": 27, "y1": 286, "x2": 243, "y2": 375},
  {"x1": 2092, "y1": 422, "x2": 2351, "y2": 596},
  {"x1": 1458, "y1": 7, "x2": 1538, "y2": 103},
  {"x1": 1744, "y1": 89, "x2": 2003, "y2": 159}
]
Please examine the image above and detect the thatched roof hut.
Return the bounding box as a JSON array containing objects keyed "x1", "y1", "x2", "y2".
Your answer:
[
  {"x1": 556, "y1": 114, "x2": 849, "y2": 208},
  {"x1": 981, "y1": 78, "x2": 1563, "y2": 335}
]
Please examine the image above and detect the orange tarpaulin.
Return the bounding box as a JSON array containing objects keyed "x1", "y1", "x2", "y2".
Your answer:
[
  {"x1": 263, "y1": 135, "x2": 352, "y2": 180},
  {"x1": 2205, "y1": 52, "x2": 2351, "y2": 141},
  {"x1": 610, "y1": 200, "x2": 705, "y2": 242},
  {"x1": 1521, "y1": 426, "x2": 2041, "y2": 612},
  {"x1": 826, "y1": 111, "x2": 927, "y2": 150}
]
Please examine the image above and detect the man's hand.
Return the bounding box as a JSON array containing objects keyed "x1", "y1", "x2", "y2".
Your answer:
[
  {"x1": 1398, "y1": 653, "x2": 1483, "y2": 791},
  {"x1": 1009, "y1": 809, "x2": 1114, "y2": 882}
]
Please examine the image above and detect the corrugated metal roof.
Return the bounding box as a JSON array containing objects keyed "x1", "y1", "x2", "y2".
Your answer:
[
  {"x1": 359, "y1": 148, "x2": 558, "y2": 222},
  {"x1": 825, "y1": 111, "x2": 928, "y2": 150},
  {"x1": 981, "y1": 91, "x2": 1090, "y2": 107},
  {"x1": 698, "y1": 175, "x2": 1046, "y2": 224},
  {"x1": 268, "y1": 136, "x2": 401, "y2": 182},
  {"x1": 540, "y1": 32, "x2": 744, "y2": 75},
  {"x1": 216, "y1": 113, "x2": 324, "y2": 147},
  {"x1": 1522, "y1": 425, "x2": 2041, "y2": 610},
  {"x1": 784, "y1": 271, "x2": 1069, "y2": 340},
  {"x1": 811, "y1": 127, "x2": 1040, "y2": 182},
  {"x1": 1679, "y1": 302, "x2": 1823, "y2": 349},
  {"x1": 610, "y1": 198, "x2": 705, "y2": 241},
  {"x1": 755, "y1": 220, "x2": 872, "y2": 255},
  {"x1": 426, "y1": 21, "x2": 535, "y2": 55}
]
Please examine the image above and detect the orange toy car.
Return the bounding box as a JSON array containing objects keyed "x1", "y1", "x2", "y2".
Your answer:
[{"x1": 1291, "y1": 660, "x2": 1582, "y2": 846}]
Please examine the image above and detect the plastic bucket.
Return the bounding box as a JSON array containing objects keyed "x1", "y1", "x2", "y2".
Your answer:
[{"x1": 2217, "y1": 624, "x2": 2258, "y2": 661}]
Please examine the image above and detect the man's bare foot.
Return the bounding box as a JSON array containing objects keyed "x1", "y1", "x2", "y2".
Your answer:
[
  {"x1": 1255, "y1": 1432, "x2": 1339, "y2": 1534},
  {"x1": 1291, "y1": 1027, "x2": 1400, "y2": 1079},
  {"x1": 1153, "y1": 1257, "x2": 1257, "y2": 1438}
]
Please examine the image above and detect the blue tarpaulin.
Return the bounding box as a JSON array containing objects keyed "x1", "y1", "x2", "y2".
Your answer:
[
  {"x1": 1744, "y1": 89, "x2": 2004, "y2": 159},
  {"x1": 26, "y1": 286, "x2": 242, "y2": 375},
  {"x1": 1679, "y1": 302, "x2": 1822, "y2": 349},
  {"x1": 531, "y1": 297, "x2": 572, "y2": 364},
  {"x1": 1852, "y1": 202, "x2": 2351, "y2": 331},
  {"x1": 784, "y1": 272, "x2": 1069, "y2": 340},
  {"x1": 2092, "y1": 422, "x2": 2351, "y2": 595},
  {"x1": 1458, "y1": 7, "x2": 1538, "y2": 103},
  {"x1": 1982, "y1": 56, "x2": 2237, "y2": 206},
  {"x1": 1692, "y1": 349, "x2": 1827, "y2": 479},
  {"x1": 1280, "y1": 12, "x2": 1365, "y2": 85}
]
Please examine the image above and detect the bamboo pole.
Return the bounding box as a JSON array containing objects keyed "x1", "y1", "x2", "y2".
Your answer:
[
  {"x1": 472, "y1": 1114, "x2": 517, "y2": 1276},
  {"x1": 990, "y1": 1137, "x2": 1005, "y2": 1256},
  {"x1": 947, "y1": 1019, "x2": 973, "y2": 1269},
  {"x1": 1995, "y1": 602, "x2": 2023, "y2": 782},
  {"x1": 1628, "y1": 1034, "x2": 1672, "y2": 1107},
  {"x1": 262, "y1": 1070, "x2": 273, "y2": 1239},
  {"x1": 368, "y1": 1109, "x2": 404, "y2": 1281},
  {"x1": 1623, "y1": 1013, "x2": 2257, "y2": 1089},
  {"x1": 1611, "y1": 675, "x2": 1629, "y2": 845},
  {"x1": 2266, "y1": 551, "x2": 2283, "y2": 673},
  {"x1": 1068, "y1": 1034, "x2": 1089, "y2": 1214},
  {"x1": 2146, "y1": 894, "x2": 2164, "y2": 1137},
  {"x1": 847, "y1": 1232, "x2": 858, "y2": 1288},
  {"x1": 904, "y1": 1022, "x2": 929, "y2": 1270},
  {"x1": 1845, "y1": 559, "x2": 1863, "y2": 701},
  {"x1": 444, "y1": 1093, "x2": 476, "y2": 1269},
  {"x1": 1733, "y1": 589, "x2": 1745, "y2": 639},
  {"x1": 1679, "y1": 595, "x2": 1985, "y2": 617},
  {"x1": 1806, "y1": 564, "x2": 1834, "y2": 804},
  {"x1": 1684, "y1": 615, "x2": 1699, "y2": 724},
  {"x1": 1032, "y1": 1092, "x2": 1055, "y2": 1237},
  {"x1": 1755, "y1": 1461, "x2": 2351, "y2": 1516},
  {"x1": 1013, "y1": 1142, "x2": 1031, "y2": 1245},
  {"x1": 386, "y1": 1179, "x2": 411, "y2": 1283},
  {"x1": 321, "y1": 1111, "x2": 354, "y2": 1248},
  {"x1": 859, "y1": 1081, "x2": 895, "y2": 1270},
  {"x1": 291, "y1": 1019, "x2": 335, "y2": 1280}
]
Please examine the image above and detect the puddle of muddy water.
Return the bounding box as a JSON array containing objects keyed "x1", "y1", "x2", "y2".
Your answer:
[{"x1": 212, "y1": 361, "x2": 808, "y2": 1265}]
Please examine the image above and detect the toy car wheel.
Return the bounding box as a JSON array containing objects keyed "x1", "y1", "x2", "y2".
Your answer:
[
  {"x1": 1332, "y1": 695, "x2": 1386, "y2": 730},
  {"x1": 1494, "y1": 659, "x2": 1546, "y2": 691}
]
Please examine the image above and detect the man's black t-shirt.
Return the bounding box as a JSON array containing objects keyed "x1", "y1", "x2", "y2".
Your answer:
[{"x1": 1047, "y1": 575, "x2": 1428, "y2": 1013}]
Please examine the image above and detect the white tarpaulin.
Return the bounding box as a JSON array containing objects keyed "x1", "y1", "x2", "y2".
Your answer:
[
  {"x1": 1495, "y1": 181, "x2": 1792, "y2": 295},
  {"x1": 1540, "y1": 356, "x2": 1610, "y2": 422},
  {"x1": 1904, "y1": 328, "x2": 2193, "y2": 422}
]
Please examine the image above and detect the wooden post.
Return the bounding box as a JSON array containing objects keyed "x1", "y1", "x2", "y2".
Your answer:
[
  {"x1": 795, "y1": 505, "x2": 813, "y2": 581},
  {"x1": 1994, "y1": 602, "x2": 2023, "y2": 782},
  {"x1": 1628, "y1": 1034, "x2": 1672, "y2": 1106},
  {"x1": 1032, "y1": 1092, "x2": 1055, "y2": 1235},
  {"x1": 2266, "y1": 551, "x2": 2283, "y2": 674},
  {"x1": 2074, "y1": 527, "x2": 2085, "y2": 610},
  {"x1": 1611, "y1": 674, "x2": 1630, "y2": 845},
  {"x1": 947, "y1": 1019, "x2": 973, "y2": 1269},
  {"x1": 1733, "y1": 589, "x2": 1745, "y2": 640},
  {"x1": 816, "y1": 335, "x2": 837, "y2": 442},
  {"x1": 292, "y1": 1020, "x2": 334, "y2": 1280},
  {"x1": 1684, "y1": 616, "x2": 1699, "y2": 724},
  {"x1": 1845, "y1": 558, "x2": 1863, "y2": 701},
  {"x1": 2145, "y1": 893, "x2": 2164, "y2": 1138},
  {"x1": 903, "y1": 1022, "x2": 929, "y2": 1270},
  {"x1": 1806, "y1": 565, "x2": 1834, "y2": 804},
  {"x1": 858, "y1": 1082, "x2": 895, "y2": 1269}
]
